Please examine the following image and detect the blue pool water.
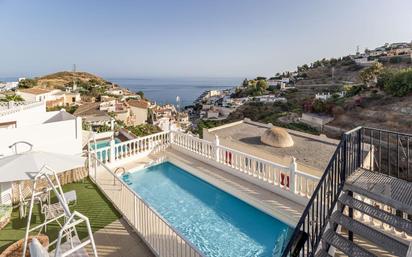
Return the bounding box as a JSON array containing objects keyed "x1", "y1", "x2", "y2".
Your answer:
[
  {"x1": 123, "y1": 162, "x2": 292, "y2": 257},
  {"x1": 91, "y1": 138, "x2": 121, "y2": 149},
  {"x1": 91, "y1": 138, "x2": 122, "y2": 160}
]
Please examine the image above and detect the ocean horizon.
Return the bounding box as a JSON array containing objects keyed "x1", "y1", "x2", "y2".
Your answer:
[
  {"x1": 106, "y1": 77, "x2": 241, "y2": 106},
  {"x1": 1, "y1": 76, "x2": 241, "y2": 107}
]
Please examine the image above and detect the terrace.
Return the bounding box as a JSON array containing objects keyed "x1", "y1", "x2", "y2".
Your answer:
[
  {"x1": 87, "y1": 127, "x2": 412, "y2": 257},
  {"x1": 0, "y1": 178, "x2": 154, "y2": 257},
  {"x1": 1, "y1": 126, "x2": 411, "y2": 257}
]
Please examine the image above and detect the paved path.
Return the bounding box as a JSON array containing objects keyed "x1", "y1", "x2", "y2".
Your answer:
[{"x1": 85, "y1": 218, "x2": 155, "y2": 257}]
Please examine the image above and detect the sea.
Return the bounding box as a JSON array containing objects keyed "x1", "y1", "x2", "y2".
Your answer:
[
  {"x1": 109, "y1": 77, "x2": 241, "y2": 106},
  {"x1": 1, "y1": 76, "x2": 241, "y2": 107}
]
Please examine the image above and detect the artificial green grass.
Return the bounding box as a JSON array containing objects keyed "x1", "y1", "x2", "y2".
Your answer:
[{"x1": 0, "y1": 178, "x2": 121, "y2": 252}]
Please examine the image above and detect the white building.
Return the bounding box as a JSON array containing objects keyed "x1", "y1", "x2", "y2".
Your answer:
[
  {"x1": 268, "y1": 78, "x2": 290, "y2": 87},
  {"x1": 99, "y1": 99, "x2": 117, "y2": 112},
  {"x1": 0, "y1": 101, "x2": 83, "y2": 156},
  {"x1": 353, "y1": 57, "x2": 375, "y2": 66},
  {"x1": 255, "y1": 95, "x2": 287, "y2": 103},
  {"x1": 300, "y1": 113, "x2": 334, "y2": 130},
  {"x1": 315, "y1": 91, "x2": 345, "y2": 101},
  {"x1": 206, "y1": 109, "x2": 220, "y2": 119},
  {"x1": 16, "y1": 88, "x2": 57, "y2": 102},
  {"x1": 127, "y1": 99, "x2": 149, "y2": 125},
  {"x1": 107, "y1": 88, "x2": 124, "y2": 96},
  {"x1": 0, "y1": 82, "x2": 18, "y2": 92},
  {"x1": 17, "y1": 88, "x2": 81, "y2": 108}
]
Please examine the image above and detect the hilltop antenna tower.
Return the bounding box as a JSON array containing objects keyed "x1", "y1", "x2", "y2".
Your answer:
[
  {"x1": 356, "y1": 45, "x2": 360, "y2": 55},
  {"x1": 72, "y1": 64, "x2": 77, "y2": 91}
]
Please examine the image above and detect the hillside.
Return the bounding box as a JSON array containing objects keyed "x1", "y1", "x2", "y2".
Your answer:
[
  {"x1": 34, "y1": 71, "x2": 110, "y2": 89},
  {"x1": 296, "y1": 58, "x2": 411, "y2": 86},
  {"x1": 213, "y1": 53, "x2": 412, "y2": 137},
  {"x1": 328, "y1": 91, "x2": 412, "y2": 134}
]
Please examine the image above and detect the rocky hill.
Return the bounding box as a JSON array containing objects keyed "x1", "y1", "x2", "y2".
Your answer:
[{"x1": 33, "y1": 71, "x2": 110, "y2": 89}]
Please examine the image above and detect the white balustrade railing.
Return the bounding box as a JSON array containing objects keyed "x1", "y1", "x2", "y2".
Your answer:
[
  {"x1": 172, "y1": 132, "x2": 215, "y2": 159},
  {"x1": 217, "y1": 144, "x2": 292, "y2": 188},
  {"x1": 0, "y1": 101, "x2": 44, "y2": 116},
  {"x1": 89, "y1": 131, "x2": 170, "y2": 165},
  {"x1": 170, "y1": 131, "x2": 319, "y2": 199},
  {"x1": 89, "y1": 154, "x2": 205, "y2": 257}
]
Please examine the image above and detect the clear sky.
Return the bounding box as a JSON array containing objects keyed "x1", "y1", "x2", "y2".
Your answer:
[{"x1": 1, "y1": 0, "x2": 411, "y2": 78}]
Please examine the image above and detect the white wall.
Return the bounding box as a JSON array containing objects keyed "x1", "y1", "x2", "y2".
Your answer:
[
  {"x1": 0, "y1": 117, "x2": 83, "y2": 156},
  {"x1": 0, "y1": 102, "x2": 56, "y2": 128},
  {"x1": 130, "y1": 106, "x2": 148, "y2": 125}
]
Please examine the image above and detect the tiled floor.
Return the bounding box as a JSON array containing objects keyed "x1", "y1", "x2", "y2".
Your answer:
[{"x1": 85, "y1": 219, "x2": 155, "y2": 257}]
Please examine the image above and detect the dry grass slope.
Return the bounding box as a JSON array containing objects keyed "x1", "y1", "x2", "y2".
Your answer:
[{"x1": 35, "y1": 71, "x2": 109, "y2": 89}]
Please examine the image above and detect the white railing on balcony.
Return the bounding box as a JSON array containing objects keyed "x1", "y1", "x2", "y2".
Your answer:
[
  {"x1": 89, "y1": 154, "x2": 205, "y2": 257},
  {"x1": 89, "y1": 131, "x2": 170, "y2": 166},
  {"x1": 0, "y1": 101, "x2": 44, "y2": 116},
  {"x1": 170, "y1": 132, "x2": 319, "y2": 201}
]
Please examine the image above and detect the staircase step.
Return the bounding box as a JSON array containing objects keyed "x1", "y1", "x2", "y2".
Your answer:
[
  {"x1": 339, "y1": 192, "x2": 412, "y2": 235},
  {"x1": 344, "y1": 168, "x2": 412, "y2": 215},
  {"x1": 315, "y1": 249, "x2": 332, "y2": 257},
  {"x1": 322, "y1": 229, "x2": 376, "y2": 257},
  {"x1": 331, "y1": 211, "x2": 408, "y2": 257}
]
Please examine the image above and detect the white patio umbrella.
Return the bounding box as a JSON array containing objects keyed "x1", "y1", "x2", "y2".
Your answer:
[{"x1": 0, "y1": 151, "x2": 86, "y2": 183}]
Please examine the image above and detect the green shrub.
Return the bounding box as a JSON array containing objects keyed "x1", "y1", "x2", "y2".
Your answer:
[
  {"x1": 18, "y1": 78, "x2": 37, "y2": 88},
  {"x1": 127, "y1": 124, "x2": 162, "y2": 137},
  {"x1": 378, "y1": 68, "x2": 412, "y2": 97}
]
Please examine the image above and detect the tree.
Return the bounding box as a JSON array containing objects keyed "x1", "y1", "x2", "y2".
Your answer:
[
  {"x1": 18, "y1": 78, "x2": 37, "y2": 88},
  {"x1": 330, "y1": 58, "x2": 338, "y2": 66},
  {"x1": 256, "y1": 76, "x2": 267, "y2": 81},
  {"x1": 242, "y1": 78, "x2": 249, "y2": 87},
  {"x1": 0, "y1": 94, "x2": 24, "y2": 102},
  {"x1": 378, "y1": 68, "x2": 412, "y2": 96},
  {"x1": 256, "y1": 79, "x2": 268, "y2": 91},
  {"x1": 359, "y1": 62, "x2": 383, "y2": 87},
  {"x1": 136, "y1": 91, "x2": 145, "y2": 99}
]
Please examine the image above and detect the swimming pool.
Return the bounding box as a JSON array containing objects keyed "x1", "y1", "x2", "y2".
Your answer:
[
  {"x1": 90, "y1": 138, "x2": 121, "y2": 149},
  {"x1": 91, "y1": 138, "x2": 122, "y2": 160},
  {"x1": 122, "y1": 162, "x2": 292, "y2": 257}
]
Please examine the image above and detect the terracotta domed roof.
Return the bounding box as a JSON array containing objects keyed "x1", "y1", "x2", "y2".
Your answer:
[{"x1": 260, "y1": 127, "x2": 294, "y2": 148}]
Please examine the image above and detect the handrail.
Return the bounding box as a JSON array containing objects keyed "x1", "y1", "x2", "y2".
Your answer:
[
  {"x1": 281, "y1": 126, "x2": 412, "y2": 257},
  {"x1": 217, "y1": 144, "x2": 289, "y2": 171},
  {"x1": 89, "y1": 152, "x2": 206, "y2": 257},
  {"x1": 281, "y1": 139, "x2": 346, "y2": 257}
]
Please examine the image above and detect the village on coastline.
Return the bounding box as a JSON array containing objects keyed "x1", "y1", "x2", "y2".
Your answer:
[{"x1": 1, "y1": 40, "x2": 412, "y2": 141}]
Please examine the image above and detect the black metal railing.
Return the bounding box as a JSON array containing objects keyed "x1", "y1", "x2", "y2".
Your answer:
[
  {"x1": 360, "y1": 127, "x2": 412, "y2": 181},
  {"x1": 281, "y1": 126, "x2": 411, "y2": 257}
]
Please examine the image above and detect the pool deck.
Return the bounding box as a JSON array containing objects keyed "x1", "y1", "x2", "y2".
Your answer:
[
  {"x1": 85, "y1": 218, "x2": 155, "y2": 257},
  {"x1": 112, "y1": 148, "x2": 304, "y2": 227}
]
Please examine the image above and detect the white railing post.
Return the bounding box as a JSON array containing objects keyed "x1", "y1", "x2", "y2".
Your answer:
[
  {"x1": 214, "y1": 135, "x2": 220, "y2": 162},
  {"x1": 110, "y1": 137, "x2": 116, "y2": 163},
  {"x1": 289, "y1": 157, "x2": 297, "y2": 194},
  {"x1": 169, "y1": 131, "x2": 174, "y2": 145}
]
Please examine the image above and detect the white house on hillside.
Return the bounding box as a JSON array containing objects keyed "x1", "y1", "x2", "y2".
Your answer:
[
  {"x1": 127, "y1": 99, "x2": 150, "y2": 125},
  {"x1": 17, "y1": 88, "x2": 57, "y2": 102}
]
